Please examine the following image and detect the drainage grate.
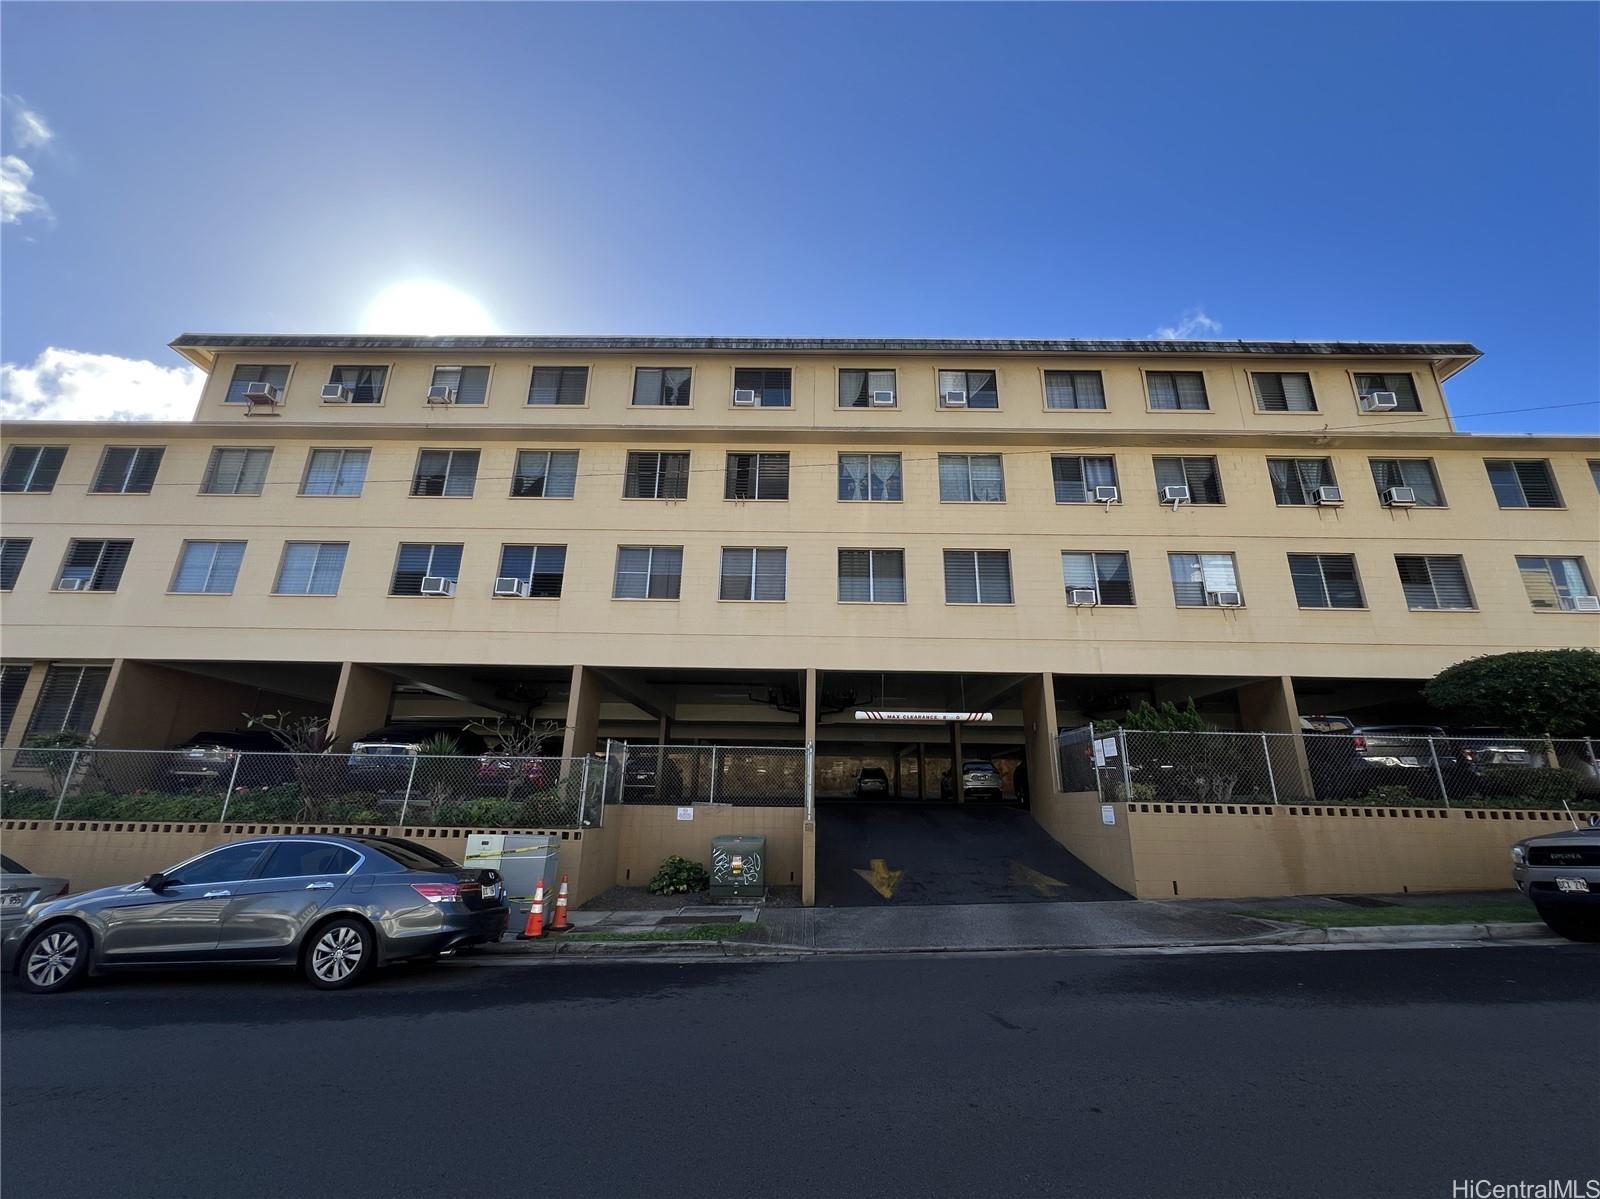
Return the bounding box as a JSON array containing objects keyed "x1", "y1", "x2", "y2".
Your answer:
[{"x1": 1327, "y1": 895, "x2": 1399, "y2": 908}]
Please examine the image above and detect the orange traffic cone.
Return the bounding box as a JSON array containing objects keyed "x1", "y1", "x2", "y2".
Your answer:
[
  {"x1": 550, "y1": 875, "x2": 571, "y2": 932},
  {"x1": 516, "y1": 879, "x2": 546, "y2": 940}
]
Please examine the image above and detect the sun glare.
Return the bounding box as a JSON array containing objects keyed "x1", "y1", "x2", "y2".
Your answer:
[{"x1": 361, "y1": 280, "x2": 496, "y2": 335}]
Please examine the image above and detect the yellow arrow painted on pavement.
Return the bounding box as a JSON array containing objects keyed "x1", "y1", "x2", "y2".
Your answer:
[
  {"x1": 854, "y1": 857, "x2": 904, "y2": 900},
  {"x1": 1008, "y1": 860, "x2": 1069, "y2": 897}
]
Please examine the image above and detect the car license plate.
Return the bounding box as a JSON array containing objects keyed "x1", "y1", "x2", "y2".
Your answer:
[
  {"x1": 1398, "y1": 756, "x2": 1418, "y2": 767},
  {"x1": 1, "y1": 892, "x2": 27, "y2": 908},
  {"x1": 482, "y1": 883, "x2": 502, "y2": 900},
  {"x1": 1556, "y1": 878, "x2": 1590, "y2": 894}
]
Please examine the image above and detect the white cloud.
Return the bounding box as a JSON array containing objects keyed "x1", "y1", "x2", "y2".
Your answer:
[
  {"x1": 1153, "y1": 309, "x2": 1223, "y2": 340},
  {"x1": 0, "y1": 154, "x2": 49, "y2": 225},
  {"x1": 5, "y1": 96, "x2": 54, "y2": 149},
  {"x1": 0, "y1": 348, "x2": 205, "y2": 421}
]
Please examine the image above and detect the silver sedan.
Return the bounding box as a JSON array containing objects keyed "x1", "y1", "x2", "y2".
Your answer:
[{"x1": 1, "y1": 854, "x2": 70, "y2": 938}]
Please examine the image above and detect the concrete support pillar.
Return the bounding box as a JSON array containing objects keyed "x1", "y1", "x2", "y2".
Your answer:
[
  {"x1": 1021, "y1": 672, "x2": 1061, "y2": 801},
  {"x1": 2, "y1": 662, "x2": 52, "y2": 750},
  {"x1": 561, "y1": 665, "x2": 602, "y2": 759},
  {"x1": 892, "y1": 747, "x2": 902, "y2": 801},
  {"x1": 802, "y1": 668, "x2": 818, "y2": 907},
  {"x1": 327, "y1": 663, "x2": 393, "y2": 751},
  {"x1": 1237, "y1": 674, "x2": 1313, "y2": 799},
  {"x1": 950, "y1": 720, "x2": 965, "y2": 803},
  {"x1": 90, "y1": 660, "x2": 174, "y2": 748},
  {"x1": 916, "y1": 742, "x2": 926, "y2": 801}
]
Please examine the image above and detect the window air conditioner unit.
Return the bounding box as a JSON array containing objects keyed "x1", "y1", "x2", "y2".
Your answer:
[
  {"x1": 732, "y1": 389, "x2": 758, "y2": 406},
  {"x1": 1570, "y1": 595, "x2": 1600, "y2": 612},
  {"x1": 1161, "y1": 484, "x2": 1191, "y2": 504},
  {"x1": 942, "y1": 390, "x2": 968, "y2": 408},
  {"x1": 1209, "y1": 589, "x2": 1244, "y2": 608},
  {"x1": 493, "y1": 576, "x2": 530, "y2": 598},
  {"x1": 870, "y1": 390, "x2": 896, "y2": 407},
  {"x1": 1361, "y1": 391, "x2": 1399, "y2": 412},
  {"x1": 321, "y1": 384, "x2": 352, "y2": 403},
  {"x1": 1093, "y1": 485, "x2": 1120, "y2": 504},
  {"x1": 1069, "y1": 588, "x2": 1099, "y2": 607},
  {"x1": 1314, "y1": 485, "x2": 1344, "y2": 506},
  {"x1": 57, "y1": 577, "x2": 86, "y2": 591},
  {"x1": 426, "y1": 385, "x2": 457, "y2": 405},
  {"x1": 419, "y1": 576, "x2": 456, "y2": 597},
  {"x1": 1383, "y1": 486, "x2": 1417, "y2": 508},
  {"x1": 241, "y1": 382, "x2": 282, "y2": 409}
]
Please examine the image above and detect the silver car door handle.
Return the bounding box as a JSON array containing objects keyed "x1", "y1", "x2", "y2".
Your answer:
[
  {"x1": 305, "y1": 882, "x2": 336, "y2": 890},
  {"x1": 203, "y1": 889, "x2": 231, "y2": 898}
]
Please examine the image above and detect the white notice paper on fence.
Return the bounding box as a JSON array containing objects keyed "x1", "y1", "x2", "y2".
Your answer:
[
  {"x1": 1101, "y1": 804, "x2": 1116, "y2": 826},
  {"x1": 1094, "y1": 737, "x2": 1118, "y2": 765},
  {"x1": 676, "y1": 806, "x2": 694, "y2": 821}
]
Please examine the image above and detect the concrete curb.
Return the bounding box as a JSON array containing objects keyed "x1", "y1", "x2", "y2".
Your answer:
[{"x1": 469, "y1": 921, "x2": 1556, "y2": 960}]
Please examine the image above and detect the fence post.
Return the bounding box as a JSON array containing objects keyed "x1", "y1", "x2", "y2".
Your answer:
[
  {"x1": 804, "y1": 742, "x2": 815, "y2": 820},
  {"x1": 51, "y1": 750, "x2": 81, "y2": 821},
  {"x1": 580, "y1": 755, "x2": 592, "y2": 826},
  {"x1": 1118, "y1": 729, "x2": 1134, "y2": 805},
  {"x1": 1427, "y1": 738, "x2": 1450, "y2": 807},
  {"x1": 1261, "y1": 733, "x2": 1279, "y2": 805},
  {"x1": 398, "y1": 754, "x2": 419, "y2": 828},
  {"x1": 218, "y1": 753, "x2": 243, "y2": 823},
  {"x1": 1587, "y1": 737, "x2": 1597, "y2": 775},
  {"x1": 708, "y1": 746, "x2": 719, "y2": 806}
]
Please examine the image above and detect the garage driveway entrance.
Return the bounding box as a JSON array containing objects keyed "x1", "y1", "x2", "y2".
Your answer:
[{"x1": 814, "y1": 802, "x2": 1131, "y2": 907}]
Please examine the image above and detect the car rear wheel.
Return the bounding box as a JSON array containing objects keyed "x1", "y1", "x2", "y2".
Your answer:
[
  {"x1": 304, "y1": 918, "x2": 374, "y2": 989},
  {"x1": 1535, "y1": 905, "x2": 1600, "y2": 943},
  {"x1": 18, "y1": 922, "x2": 92, "y2": 994}
]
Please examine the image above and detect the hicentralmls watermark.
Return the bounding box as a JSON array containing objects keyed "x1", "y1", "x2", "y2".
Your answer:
[{"x1": 1452, "y1": 1183, "x2": 1600, "y2": 1199}]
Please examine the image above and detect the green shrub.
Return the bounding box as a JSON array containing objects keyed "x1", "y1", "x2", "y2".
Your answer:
[
  {"x1": 1464, "y1": 767, "x2": 1583, "y2": 809},
  {"x1": 648, "y1": 854, "x2": 709, "y2": 895},
  {"x1": 1423, "y1": 649, "x2": 1600, "y2": 737},
  {"x1": 1354, "y1": 785, "x2": 1433, "y2": 807}
]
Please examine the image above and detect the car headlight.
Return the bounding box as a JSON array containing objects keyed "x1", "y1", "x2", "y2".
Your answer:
[{"x1": 1511, "y1": 845, "x2": 1526, "y2": 866}]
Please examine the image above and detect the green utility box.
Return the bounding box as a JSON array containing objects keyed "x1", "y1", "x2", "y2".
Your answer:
[{"x1": 709, "y1": 835, "x2": 766, "y2": 898}]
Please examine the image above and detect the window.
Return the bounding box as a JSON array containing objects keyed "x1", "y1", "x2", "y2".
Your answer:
[
  {"x1": 0, "y1": 539, "x2": 30, "y2": 591},
  {"x1": 1516, "y1": 557, "x2": 1596, "y2": 611},
  {"x1": 430, "y1": 366, "x2": 490, "y2": 406},
  {"x1": 720, "y1": 547, "x2": 787, "y2": 601},
  {"x1": 938, "y1": 454, "x2": 1006, "y2": 502},
  {"x1": 1168, "y1": 552, "x2": 1241, "y2": 606},
  {"x1": 1287, "y1": 553, "x2": 1364, "y2": 609},
  {"x1": 411, "y1": 449, "x2": 480, "y2": 497},
  {"x1": 1146, "y1": 371, "x2": 1209, "y2": 411},
  {"x1": 256, "y1": 841, "x2": 360, "y2": 879},
  {"x1": 171, "y1": 541, "x2": 246, "y2": 594},
  {"x1": 624, "y1": 451, "x2": 690, "y2": 499},
  {"x1": 224, "y1": 364, "x2": 290, "y2": 405},
  {"x1": 1043, "y1": 371, "x2": 1107, "y2": 410},
  {"x1": 57, "y1": 540, "x2": 132, "y2": 591},
  {"x1": 838, "y1": 454, "x2": 902, "y2": 501},
  {"x1": 1590, "y1": 460, "x2": 1600, "y2": 493},
  {"x1": 733, "y1": 368, "x2": 791, "y2": 408},
  {"x1": 1369, "y1": 458, "x2": 1444, "y2": 506},
  {"x1": 90, "y1": 446, "x2": 164, "y2": 494},
  {"x1": 23, "y1": 664, "x2": 109, "y2": 742},
  {"x1": 1061, "y1": 551, "x2": 1134, "y2": 605},
  {"x1": 937, "y1": 369, "x2": 999, "y2": 409},
  {"x1": 1, "y1": 445, "x2": 66, "y2": 493},
  {"x1": 1267, "y1": 458, "x2": 1337, "y2": 505},
  {"x1": 0, "y1": 664, "x2": 30, "y2": 740},
  {"x1": 632, "y1": 367, "x2": 692, "y2": 407},
  {"x1": 274, "y1": 543, "x2": 348, "y2": 595},
  {"x1": 944, "y1": 550, "x2": 1013, "y2": 604},
  {"x1": 391, "y1": 543, "x2": 463, "y2": 595},
  {"x1": 1153, "y1": 456, "x2": 1224, "y2": 504},
  {"x1": 839, "y1": 369, "x2": 897, "y2": 408},
  {"x1": 301, "y1": 448, "x2": 370, "y2": 496},
  {"x1": 725, "y1": 453, "x2": 789, "y2": 500},
  {"x1": 1354, "y1": 373, "x2": 1421, "y2": 412},
  {"x1": 1251, "y1": 372, "x2": 1317, "y2": 413},
  {"x1": 171, "y1": 843, "x2": 271, "y2": 887},
  {"x1": 613, "y1": 546, "x2": 683, "y2": 599},
  {"x1": 512, "y1": 450, "x2": 578, "y2": 498},
  {"x1": 200, "y1": 447, "x2": 272, "y2": 495},
  {"x1": 1051, "y1": 456, "x2": 1118, "y2": 504},
  {"x1": 527, "y1": 366, "x2": 589, "y2": 406},
  {"x1": 1485, "y1": 460, "x2": 1563, "y2": 509},
  {"x1": 497, "y1": 545, "x2": 567, "y2": 598},
  {"x1": 326, "y1": 365, "x2": 388, "y2": 404},
  {"x1": 1396, "y1": 555, "x2": 1474, "y2": 611},
  {"x1": 838, "y1": 549, "x2": 906, "y2": 603}
]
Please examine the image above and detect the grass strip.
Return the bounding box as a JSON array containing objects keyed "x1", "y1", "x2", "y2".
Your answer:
[
  {"x1": 564, "y1": 921, "x2": 755, "y2": 943},
  {"x1": 1233, "y1": 902, "x2": 1537, "y2": 929}
]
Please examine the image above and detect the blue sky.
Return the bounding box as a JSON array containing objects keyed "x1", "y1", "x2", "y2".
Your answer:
[{"x1": 2, "y1": 1, "x2": 1596, "y2": 431}]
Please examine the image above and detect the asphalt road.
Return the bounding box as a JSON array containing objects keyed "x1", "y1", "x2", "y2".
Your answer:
[{"x1": 4, "y1": 945, "x2": 1598, "y2": 1199}]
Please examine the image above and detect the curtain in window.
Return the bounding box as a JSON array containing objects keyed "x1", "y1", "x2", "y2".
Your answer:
[
  {"x1": 1171, "y1": 553, "x2": 1235, "y2": 605},
  {"x1": 871, "y1": 455, "x2": 902, "y2": 500},
  {"x1": 225, "y1": 365, "x2": 290, "y2": 404},
  {"x1": 1149, "y1": 372, "x2": 1209, "y2": 410},
  {"x1": 277, "y1": 543, "x2": 346, "y2": 595},
  {"x1": 1357, "y1": 374, "x2": 1421, "y2": 411},
  {"x1": 967, "y1": 371, "x2": 998, "y2": 408},
  {"x1": 1061, "y1": 552, "x2": 1097, "y2": 591},
  {"x1": 969, "y1": 456, "x2": 1004, "y2": 501},
  {"x1": 938, "y1": 456, "x2": 970, "y2": 501},
  {"x1": 174, "y1": 542, "x2": 245, "y2": 594},
  {"x1": 838, "y1": 455, "x2": 870, "y2": 501}
]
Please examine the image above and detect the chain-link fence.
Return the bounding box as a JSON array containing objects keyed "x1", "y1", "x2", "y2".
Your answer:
[
  {"x1": 608, "y1": 744, "x2": 808, "y2": 808},
  {"x1": 1073, "y1": 728, "x2": 1600, "y2": 810},
  {"x1": 0, "y1": 747, "x2": 610, "y2": 827}
]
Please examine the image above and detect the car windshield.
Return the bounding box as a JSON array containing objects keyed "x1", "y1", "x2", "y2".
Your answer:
[{"x1": 859, "y1": 768, "x2": 887, "y2": 780}]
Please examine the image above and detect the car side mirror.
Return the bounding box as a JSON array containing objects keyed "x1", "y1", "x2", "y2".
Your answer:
[{"x1": 143, "y1": 872, "x2": 175, "y2": 892}]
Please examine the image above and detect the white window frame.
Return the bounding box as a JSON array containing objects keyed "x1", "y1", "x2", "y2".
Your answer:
[
  {"x1": 612, "y1": 545, "x2": 684, "y2": 600},
  {"x1": 169, "y1": 540, "x2": 246, "y2": 595},
  {"x1": 837, "y1": 549, "x2": 906, "y2": 604},
  {"x1": 410, "y1": 448, "x2": 481, "y2": 498},
  {"x1": 1168, "y1": 552, "x2": 1243, "y2": 607},
  {"x1": 324, "y1": 364, "x2": 391, "y2": 405},
  {"x1": 719, "y1": 547, "x2": 788, "y2": 602},
  {"x1": 526, "y1": 364, "x2": 592, "y2": 407},
  {"x1": 273, "y1": 542, "x2": 349, "y2": 596},
  {"x1": 90, "y1": 446, "x2": 164, "y2": 495},
  {"x1": 429, "y1": 364, "x2": 493, "y2": 406},
  {"x1": 300, "y1": 448, "x2": 371, "y2": 497},
  {"x1": 1061, "y1": 551, "x2": 1135, "y2": 606},
  {"x1": 1394, "y1": 555, "x2": 1475, "y2": 612},
  {"x1": 631, "y1": 366, "x2": 694, "y2": 408},
  {"x1": 837, "y1": 368, "x2": 898, "y2": 409},
  {"x1": 937, "y1": 454, "x2": 1007, "y2": 503},
  {"x1": 837, "y1": 453, "x2": 903, "y2": 502},
  {"x1": 511, "y1": 449, "x2": 579, "y2": 499},
  {"x1": 56, "y1": 539, "x2": 132, "y2": 592},
  {"x1": 1516, "y1": 556, "x2": 1597, "y2": 611},
  {"x1": 200, "y1": 447, "x2": 274, "y2": 496},
  {"x1": 943, "y1": 549, "x2": 1014, "y2": 606},
  {"x1": 1, "y1": 445, "x2": 67, "y2": 493}
]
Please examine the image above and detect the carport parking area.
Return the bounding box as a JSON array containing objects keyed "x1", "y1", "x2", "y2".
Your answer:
[{"x1": 815, "y1": 801, "x2": 1131, "y2": 907}]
